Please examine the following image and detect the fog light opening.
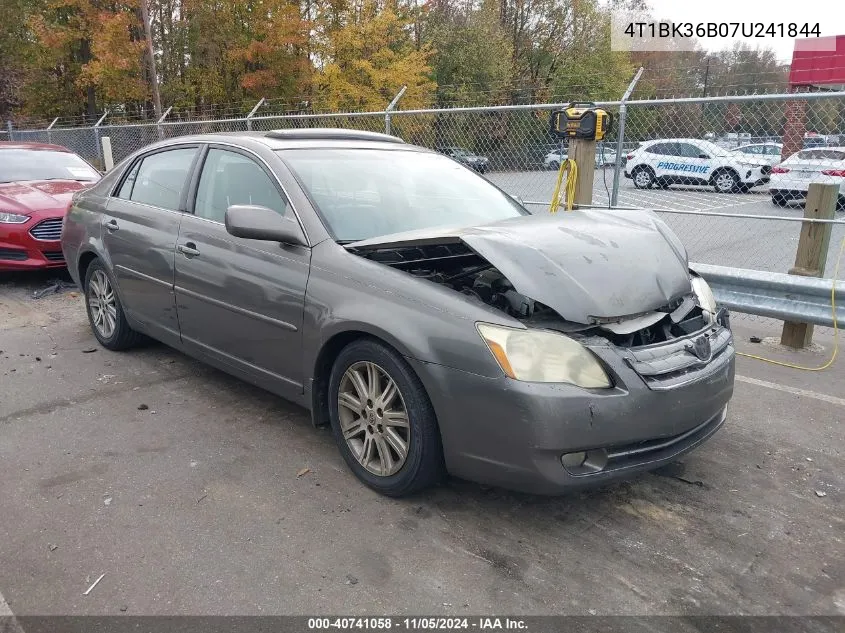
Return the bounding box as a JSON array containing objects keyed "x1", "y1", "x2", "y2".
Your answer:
[
  {"x1": 561, "y1": 449, "x2": 608, "y2": 475},
  {"x1": 561, "y1": 451, "x2": 587, "y2": 469}
]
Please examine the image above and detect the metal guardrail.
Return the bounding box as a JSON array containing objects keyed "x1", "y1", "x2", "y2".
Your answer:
[{"x1": 692, "y1": 263, "x2": 844, "y2": 328}]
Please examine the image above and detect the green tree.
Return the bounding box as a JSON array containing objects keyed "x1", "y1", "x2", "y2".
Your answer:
[
  {"x1": 426, "y1": 0, "x2": 512, "y2": 106},
  {"x1": 312, "y1": 0, "x2": 435, "y2": 111}
]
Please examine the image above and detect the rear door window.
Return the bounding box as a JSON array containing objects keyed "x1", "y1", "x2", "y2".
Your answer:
[
  {"x1": 676, "y1": 143, "x2": 703, "y2": 158},
  {"x1": 646, "y1": 143, "x2": 672, "y2": 155},
  {"x1": 125, "y1": 148, "x2": 198, "y2": 211}
]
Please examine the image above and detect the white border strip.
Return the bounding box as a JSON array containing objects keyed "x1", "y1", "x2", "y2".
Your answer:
[{"x1": 737, "y1": 374, "x2": 845, "y2": 407}]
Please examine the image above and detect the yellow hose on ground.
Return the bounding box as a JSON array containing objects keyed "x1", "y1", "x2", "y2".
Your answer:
[
  {"x1": 736, "y1": 236, "x2": 843, "y2": 371},
  {"x1": 549, "y1": 158, "x2": 578, "y2": 213}
]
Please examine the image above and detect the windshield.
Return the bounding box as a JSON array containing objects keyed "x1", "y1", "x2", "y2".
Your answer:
[
  {"x1": 281, "y1": 148, "x2": 526, "y2": 242},
  {"x1": 0, "y1": 149, "x2": 100, "y2": 183}
]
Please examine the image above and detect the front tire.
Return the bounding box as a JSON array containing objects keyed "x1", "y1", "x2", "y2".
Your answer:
[
  {"x1": 713, "y1": 169, "x2": 739, "y2": 193},
  {"x1": 84, "y1": 259, "x2": 144, "y2": 351},
  {"x1": 328, "y1": 339, "x2": 445, "y2": 497}
]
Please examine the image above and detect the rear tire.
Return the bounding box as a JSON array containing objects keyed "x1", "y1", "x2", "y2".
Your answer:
[
  {"x1": 84, "y1": 259, "x2": 144, "y2": 351},
  {"x1": 632, "y1": 166, "x2": 655, "y2": 189},
  {"x1": 328, "y1": 339, "x2": 445, "y2": 497}
]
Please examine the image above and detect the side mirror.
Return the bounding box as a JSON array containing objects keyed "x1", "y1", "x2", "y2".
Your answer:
[
  {"x1": 225, "y1": 204, "x2": 306, "y2": 246},
  {"x1": 698, "y1": 154, "x2": 710, "y2": 159}
]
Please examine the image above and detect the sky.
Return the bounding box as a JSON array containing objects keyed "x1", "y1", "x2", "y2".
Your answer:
[{"x1": 613, "y1": 0, "x2": 845, "y2": 61}]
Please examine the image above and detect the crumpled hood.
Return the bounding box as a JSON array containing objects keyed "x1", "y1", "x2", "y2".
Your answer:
[
  {"x1": 349, "y1": 209, "x2": 692, "y2": 324},
  {"x1": 0, "y1": 180, "x2": 89, "y2": 214}
]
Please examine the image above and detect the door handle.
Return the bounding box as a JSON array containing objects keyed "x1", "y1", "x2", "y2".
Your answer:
[
  {"x1": 104, "y1": 219, "x2": 119, "y2": 231},
  {"x1": 177, "y1": 243, "x2": 200, "y2": 258}
]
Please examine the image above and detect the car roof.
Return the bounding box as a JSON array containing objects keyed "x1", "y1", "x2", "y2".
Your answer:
[
  {"x1": 134, "y1": 128, "x2": 434, "y2": 154},
  {"x1": 641, "y1": 138, "x2": 711, "y2": 144},
  {"x1": 0, "y1": 141, "x2": 72, "y2": 152}
]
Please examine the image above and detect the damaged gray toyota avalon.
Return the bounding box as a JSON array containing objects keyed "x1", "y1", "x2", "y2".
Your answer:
[{"x1": 61, "y1": 129, "x2": 734, "y2": 497}]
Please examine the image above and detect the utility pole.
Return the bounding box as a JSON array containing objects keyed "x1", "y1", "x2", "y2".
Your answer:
[{"x1": 139, "y1": 0, "x2": 162, "y2": 119}]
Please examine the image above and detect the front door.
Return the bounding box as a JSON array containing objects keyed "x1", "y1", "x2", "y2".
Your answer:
[
  {"x1": 173, "y1": 146, "x2": 310, "y2": 398},
  {"x1": 103, "y1": 145, "x2": 199, "y2": 343}
]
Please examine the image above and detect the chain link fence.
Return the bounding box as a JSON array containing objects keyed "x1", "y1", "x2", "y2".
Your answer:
[{"x1": 7, "y1": 91, "x2": 845, "y2": 296}]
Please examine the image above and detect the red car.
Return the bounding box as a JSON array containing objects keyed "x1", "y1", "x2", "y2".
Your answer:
[{"x1": 0, "y1": 142, "x2": 101, "y2": 271}]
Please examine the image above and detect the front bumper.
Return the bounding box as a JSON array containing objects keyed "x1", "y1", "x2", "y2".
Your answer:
[
  {"x1": 739, "y1": 165, "x2": 770, "y2": 186},
  {"x1": 409, "y1": 320, "x2": 735, "y2": 494},
  {"x1": 0, "y1": 220, "x2": 66, "y2": 271}
]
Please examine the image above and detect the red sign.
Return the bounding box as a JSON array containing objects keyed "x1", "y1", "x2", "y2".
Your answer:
[{"x1": 789, "y1": 36, "x2": 845, "y2": 87}]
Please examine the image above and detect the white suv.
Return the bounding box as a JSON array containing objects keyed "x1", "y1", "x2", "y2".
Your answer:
[{"x1": 624, "y1": 138, "x2": 771, "y2": 193}]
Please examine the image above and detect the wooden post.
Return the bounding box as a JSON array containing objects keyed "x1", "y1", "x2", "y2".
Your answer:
[
  {"x1": 569, "y1": 138, "x2": 596, "y2": 207},
  {"x1": 780, "y1": 182, "x2": 838, "y2": 348}
]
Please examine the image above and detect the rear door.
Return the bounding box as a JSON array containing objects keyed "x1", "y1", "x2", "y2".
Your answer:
[
  {"x1": 173, "y1": 145, "x2": 310, "y2": 398},
  {"x1": 104, "y1": 145, "x2": 200, "y2": 344},
  {"x1": 673, "y1": 142, "x2": 712, "y2": 184}
]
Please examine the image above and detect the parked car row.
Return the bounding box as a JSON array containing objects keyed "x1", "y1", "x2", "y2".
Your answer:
[
  {"x1": 621, "y1": 137, "x2": 845, "y2": 210},
  {"x1": 624, "y1": 138, "x2": 772, "y2": 193},
  {"x1": 543, "y1": 146, "x2": 619, "y2": 170}
]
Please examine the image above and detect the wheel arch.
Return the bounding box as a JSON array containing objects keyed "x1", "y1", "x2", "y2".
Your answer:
[
  {"x1": 708, "y1": 165, "x2": 740, "y2": 184},
  {"x1": 77, "y1": 249, "x2": 100, "y2": 288},
  {"x1": 309, "y1": 326, "x2": 420, "y2": 428}
]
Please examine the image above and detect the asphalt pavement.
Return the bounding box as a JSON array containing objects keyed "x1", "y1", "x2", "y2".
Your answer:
[{"x1": 0, "y1": 272, "x2": 843, "y2": 617}]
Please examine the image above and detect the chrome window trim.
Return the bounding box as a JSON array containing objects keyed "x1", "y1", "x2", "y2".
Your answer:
[{"x1": 192, "y1": 141, "x2": 311, "y2": 246}]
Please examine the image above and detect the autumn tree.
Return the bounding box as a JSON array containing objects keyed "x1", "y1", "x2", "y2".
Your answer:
[
  {"x1": 0, "y1": 0, "x2": 41, "y2": 119},
  {"x1": 312, "y1": 0, "x2": 436, "y2": 111}
]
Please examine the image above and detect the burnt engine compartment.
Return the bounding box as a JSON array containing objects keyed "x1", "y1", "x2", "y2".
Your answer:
[{"x1": 348, "y1": 241, "x2": 711, "y2": 347}]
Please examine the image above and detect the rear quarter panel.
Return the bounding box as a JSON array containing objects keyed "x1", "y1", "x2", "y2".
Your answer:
[{"x1": 61, "y1": 185, "x2": 111, "y2": 287}]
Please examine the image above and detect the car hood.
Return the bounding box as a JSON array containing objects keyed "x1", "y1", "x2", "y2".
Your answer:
[
  {"x1": 348, "y1": 209, "x2": 691, "y2": 324},
  {"x1": 729, "y1": 155, "x2": 771, "y2": 166},
  {"x1": 0, "y1": 180, "x2": 91, "y2": 214}
]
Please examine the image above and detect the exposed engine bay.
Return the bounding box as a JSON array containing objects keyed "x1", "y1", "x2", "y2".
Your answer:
[{"x1": 348, "y1": 241, "x2": 713, "y2": 348}]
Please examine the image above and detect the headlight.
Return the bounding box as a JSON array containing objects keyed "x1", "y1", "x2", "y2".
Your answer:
[
  {"x1": 476, "y1": 323, "x2": 612, "y2": 388},
  {"x1": 691, "y1": 275, "x2": 717, "y2": 323},
  {"x1": 0, "y1": 212, "x2": 30, "y2": 224}
]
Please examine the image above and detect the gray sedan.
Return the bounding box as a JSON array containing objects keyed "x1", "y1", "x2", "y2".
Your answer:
[{"x1": 61, "y1": 129, "x2": 735, "y2": 497}]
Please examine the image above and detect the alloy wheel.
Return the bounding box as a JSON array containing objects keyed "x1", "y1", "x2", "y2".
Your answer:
[
  {"x1": 715, "y1": 172, "x2": 736, "y2": 192},
  {"x1": 634, "y1": 169, "x2": 652, "y2": 188},
  {"x1": 337, "y1": 361, "x2": 410, "y2": 477},
  {"x1": 87, "y1": 269, "x2": 117, "y2": 339}
]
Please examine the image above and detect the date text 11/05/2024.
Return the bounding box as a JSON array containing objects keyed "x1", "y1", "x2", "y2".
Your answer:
[
  {"x1": 622, "y1": 22, "x2": 821, "y2": 39},
  {"x1": 308, "y1": 617, "x2": 528, "y2": 630}
]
